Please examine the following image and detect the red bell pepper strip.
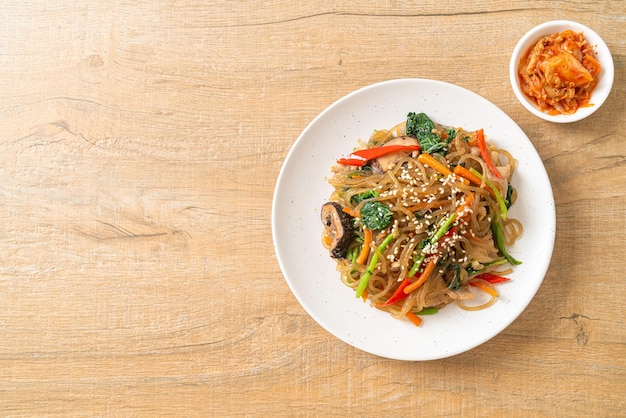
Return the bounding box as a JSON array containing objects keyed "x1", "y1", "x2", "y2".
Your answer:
[
  {"x1": 379, "y1": 277, "x2": 411, "y2": 307},
  {"x1": 442, "y1": 226, "x2": 457, "y2": 239},
  {"x1": 475, "y1": 129, "x2": 503, "y2": 178},
  {"x1": 337, "y1": 145, "x2": 420, "y2": 166},
  {"x1": 474, "y1": 272, "x2": 510, "y2": 284},
  {"x1": 336, "y1": 157, "x2": 368, "y2": 166}
]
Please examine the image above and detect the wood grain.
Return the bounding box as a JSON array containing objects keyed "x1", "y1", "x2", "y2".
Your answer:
[{"x1": 0, "y1": 1, "x2": 624, "y2": 416}]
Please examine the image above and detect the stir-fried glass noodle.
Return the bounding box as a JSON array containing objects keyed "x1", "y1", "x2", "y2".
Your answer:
[{"x1": 321, "y1": 112, "x2": 522, "y2": 327}]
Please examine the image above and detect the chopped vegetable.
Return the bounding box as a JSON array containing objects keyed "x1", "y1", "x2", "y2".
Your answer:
[
  {"x1": 448, "y1": 263, "x2": 461, "y2": 290},
  {"x1": 378, "y1": 277, "x2": 411, "y2": 307},
  {"x1": 374, "y1": 137, "x2": 420, "y2": 172},
  {"x1": 456, "y1": 280, "x2": 498, "y2": 311},
  {"x1": 416, "y1": 307, "x2": 439, "y2": 315},
  {"x1": 469, "y1": 167, "x2": 508, "y2": 219},
  {"x1": 355, "y1": 233, "x2": 394, "y2": 298},
  {"x1": 475, "y1": 272, "x2": 511, "y2": 284},
  {"x1": 323, "y1": 234, "x2": 332, "y2": 247},
  {"x1": 430, "y1": 192, "x2": 475, "y2": 244},
  {"x1": 408, "y1": 253, "x2": 425, "y2": 277},
  {"x1": 360, "y1": 201, "x2": 392, "y2": 230},
  {"x1": 491, "y1": 214, "x2": 522, "y2": 265},
  {"x1": 337, "y1": 145, "x2": 420, "y2": 166},
  {"x1": 474, "y1": 129, "x2": 503, "y2": 178},
  {"x1": 336, "y1": 157, "x2": 369, "y2": 166},
  {"x1": 454, "y1": 191, "x2": 476, "y2": 218},
  {"x1": 418, "y1": 153, "x2": 452, "y2": 176},
  {"x1": 347, "y1": 245, "x2": 359, "y2": 264},
  {"x1": 454, "y1": 165, "x2": 499, "y2": 199},
  {"x1": 406, "y1": 112, "x2": 451, "y2": 155},
  {"x1": 356, "y1": 228, "x2": 372, "y2": 265},
  {"x1": 505, "y1": 184, "x2": 514, "y2": 209},
  {"x1": 469, "y1": 279, "x2": 499, "y2": 297},
  {"x1": 404, "y1": 258, "x2": 437, "y2": 294},
  {"x1": 350, "y1": 190, "x2": 379, "y2": 206},
  {"x1": 352, "y1": 145, "x2": 420, "y2": 160},
  {"x1": 405, "y1": 312, "x2": 423, "y2": 327},
  {"x1": 342, "y1": 206, "x2": 358, "y2": 218},
  {"x1": 466, "y1": 259, "x2": 507, "y2": 276},
  {"x1": 430, "y1": 214, "x2": 457, "y2": 246},
  {"x1": 406, "y1": 112, "x2": 435, "y2": 138},
  {"x1": 444, "y1": 127, "x2": 457, "y2": 141},
  {"x1": 418, "y1": 153, "x2": 468, "y2": 184},
  {"x1": 453, "y1": 164, "x2": 484, "y2": 188}
]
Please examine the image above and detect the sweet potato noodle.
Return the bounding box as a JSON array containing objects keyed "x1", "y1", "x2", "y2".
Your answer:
[
  {"x1": 518, "y1": 30, "x2": 601, "y2": 115},
  {"x1": 321, "y1": 113, "x2": 523, "y2": 327}
]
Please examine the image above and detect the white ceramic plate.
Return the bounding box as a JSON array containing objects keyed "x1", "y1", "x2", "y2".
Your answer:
[{"x1": 272, "y1": 79, "x2": 555, "y2": 361}]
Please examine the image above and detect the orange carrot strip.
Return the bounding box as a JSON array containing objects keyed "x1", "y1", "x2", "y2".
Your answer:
[
  {"x1": 454, "y1": 165, "x2": 496, "y2": 198},
  {"x1": 405, "y1": 312, "x2": 423, "y2": 327},
  {"x1": 360, "y1": 288, "x2": 368, "y2": 302},
  {"x1": 418, "y1": 154, "x2": 469, "y2": 185},
  {"x1": 323, "y1": 234, "x2": 332, "y2": 246},
  {"x1": 404, "y1": 258, "x2": 437, "y2": 294},
  {"x1": 453, "y1": 165, "x2": 482, "y2": 186},
  {"x1": 470, "y1": 280, "x2": 499, "y2": 297},
  {"x1": 342, "y1": 207, "x2": 358, "y2": 217},
  {"x1": 356, "y1": 228, "x2": 372, "y2": 265},
  {"x1": 418, "y1": 153, "x2": 452, "y2": 176}
]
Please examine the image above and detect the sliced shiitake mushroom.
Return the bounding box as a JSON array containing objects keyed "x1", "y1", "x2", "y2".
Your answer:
[{"x1": 321, "y1": 202, "x2": 354, "y2": 259}]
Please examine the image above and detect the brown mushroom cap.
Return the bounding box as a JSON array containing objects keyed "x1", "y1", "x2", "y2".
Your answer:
[{"x1": 321, "y1": 202, "x2": 355, "y2": 259}]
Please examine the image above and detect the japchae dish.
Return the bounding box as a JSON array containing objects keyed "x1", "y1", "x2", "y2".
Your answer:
[{"x1": 321, "y1": 112, "x2": 522, "y2": 327}]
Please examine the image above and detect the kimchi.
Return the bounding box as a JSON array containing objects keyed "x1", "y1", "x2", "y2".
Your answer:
[{"x1": 518, "y1": 30, "x2": 601, "y2": 115}]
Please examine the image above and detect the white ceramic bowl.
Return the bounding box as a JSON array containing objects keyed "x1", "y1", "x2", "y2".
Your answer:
[{"x1": 509, "y1": 20, "x2": 614, "y2": 123}]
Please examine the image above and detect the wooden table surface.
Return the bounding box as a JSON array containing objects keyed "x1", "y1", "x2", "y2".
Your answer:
[{"x1": 1, "y1": 1, "x2": 624, "y2": 416}]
